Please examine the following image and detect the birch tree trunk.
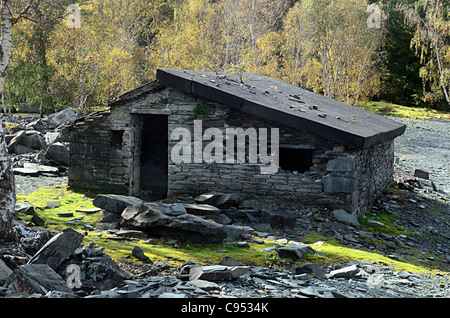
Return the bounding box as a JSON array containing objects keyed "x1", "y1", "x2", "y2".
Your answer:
[{"x1": 0, "y1": 0, "x2": 16, "y2": 241}]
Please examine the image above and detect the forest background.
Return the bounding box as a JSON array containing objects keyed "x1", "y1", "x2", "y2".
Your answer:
[{"x1": 3, "y1": 0, "x2": 450, "y2": 116}]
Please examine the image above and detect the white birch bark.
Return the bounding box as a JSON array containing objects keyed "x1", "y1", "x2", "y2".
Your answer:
[{"x1": 0, "y1": 0, "x2": 16, "y2": 241}]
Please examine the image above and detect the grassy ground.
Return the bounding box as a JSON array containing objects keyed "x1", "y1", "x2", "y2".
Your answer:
[
  {"x1": 15, "y1": 185, "x2": 448, "y2": 275},
  {"x1": 359, "y1": 101, "x2": 450, "y2": 120}
]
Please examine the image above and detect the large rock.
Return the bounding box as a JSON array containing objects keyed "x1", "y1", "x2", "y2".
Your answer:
[
  {"x1": 327, "y1": 264, "x2": 360, "y2": 279},
  {"x1": 277, "y1": 244, "x2": 316, "y2": 261},
  {"x1": 120, "y1": 203, "x2": 227, "y2": 243},
  {"x1": 47, "y1": 108, "x2": 77, "y2": 129},
  {"x1": 183, "y1": 203, "x2": 221, "y2": 221},
  {"x1": 7, "y1": 130, "x2": 26, "y2": 153},
  {"x1": 189, "y1": 265, "x2": 250, "y2": 281},
  {"x1": 0, "y1": 259, "x2": 13, "y2": 285},
  {"x1": 332, "y1": 209, "x2": 360, "y2": 227},
  {"x1": 18, "y1": 131, "x2": 46, "y2": 150},
  {"x1": 14, "y1": 264, "x2": 73, "y2": 294},
  {"x1": 45, "y1": 142, "x2": 69, "y2": 165},
  {"x1": 93, "y1": 194, "x2": 143, "y2": 216},
  {"x1": 28, "y1": 228, "x2": 84, "y2": 270},
  {"x1": 260, "y1": 209, "x2": 297, "y2": 229}
]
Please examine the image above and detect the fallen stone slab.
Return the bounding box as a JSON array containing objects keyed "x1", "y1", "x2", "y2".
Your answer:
[
  {"x1": 295, "y1": 263, "x2": 326, "y2": 280},
  {"x1": 47, "y1": 108, "x2": 77, "y2": 129},
  {"x1": 260, "y1": 209, "x2": 297, "y2": 229},
  {"x1": 0, "y1": 259, "x2": 13, "y2": 285},
  {"x1": 14, "y1": 264, "x2": 73, "y2": 294},
  {"x1": 93, "y1": 194, "x2": 143, "y2": 215},
  {"x1": 183, "y1": 203, "x2": 221, "y2": 220},
  {"x1": 46, "y1": 201, "x2": 61, "y2": 209},
  {"x1": 120, "y1": 203, "x2": 227, "y2": 243},
  {"x1": 7, "y1": 130, "x2": 26, "y2": 153},
  {"x1": 194, "y1": 192, "x2": 243, "y2": 209},
  {"x1": 28, "y1": 228, "x2": 84, "y2": 270},
  {"x1": 189, "y1": 265, "x2": 250, "y2": 281},
  {"x1": 15, "y1": 202, "x2": 35, "y2": 215},
  {"x1": 76, "y1": 207, "x2": 102, "y2": 214},
  {"x1": 277, "y1": 244, "x2": 316, "y2": 261},
  {"x1": 327, "y1": 264, "x2": 360, "y2": 279},
  {"x1": 332, "y1": 209, "x2": 360, "y2": 227}
]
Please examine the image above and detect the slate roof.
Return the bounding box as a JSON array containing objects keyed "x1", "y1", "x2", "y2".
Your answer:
[{"x1": 154, "y1": 68, "x2": 405, "y2": 149}]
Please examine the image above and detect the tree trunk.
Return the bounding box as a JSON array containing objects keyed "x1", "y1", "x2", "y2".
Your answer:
[{"x1": 0, "y1": 1, "x2": 16, "y2": 242}]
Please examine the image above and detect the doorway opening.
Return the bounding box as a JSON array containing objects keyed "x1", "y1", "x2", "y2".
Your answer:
[{"x1": 139, "y1": 115, "x2": 168, "y2": 200}]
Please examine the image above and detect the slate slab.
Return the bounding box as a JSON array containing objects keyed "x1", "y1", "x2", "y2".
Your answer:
[
  {"x1": 28, "y1": 228, "x2": 84, "y2": 270},
  {"x1": 93, "y1": 194, "x2": 143, "y2": 215},
  {"x1": 14, "y1": 264, "x2": 72, "y2": 294},
  {"x1": 277, "y1": 244, "x2": 316, "y2": 261}
]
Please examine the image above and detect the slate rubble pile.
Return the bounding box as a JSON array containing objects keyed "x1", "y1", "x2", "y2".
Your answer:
[
  {"x1": 1, "y1": 183, "x2": 449, "y2": 299},
  {"x1": 1, "y1": 115, "x2": 449, "y2": 298},
  {"x1": 2, "y1": 109, "x2": 75, "y2": 179}
]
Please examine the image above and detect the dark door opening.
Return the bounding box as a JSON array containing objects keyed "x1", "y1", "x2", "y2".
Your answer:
[{"x1": 140, "y1": 115, "x2": 168, "y2": 201}]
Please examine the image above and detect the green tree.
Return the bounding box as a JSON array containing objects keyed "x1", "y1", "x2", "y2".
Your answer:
[
  {"x1": 374, "y1": 0, "x2": 424, "y2": 106},
  {"x1": 401, "y1": 0, "x2": 450, "y2": 109},
  {"x1": 5, "y1": 0, "x2": 73, "y2": 115},
  {"x1": 281, "y1": 0, "x2": 386, "y2": 105}
]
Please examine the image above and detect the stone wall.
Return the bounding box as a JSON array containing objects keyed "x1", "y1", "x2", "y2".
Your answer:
[{"x1": 64, "y1": 84, "x2": 396, "y2": 217}]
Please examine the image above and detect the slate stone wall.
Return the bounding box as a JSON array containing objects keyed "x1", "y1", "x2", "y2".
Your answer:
[{"x1": 64, "y1": 84, "x2": 395, "y2": 217}]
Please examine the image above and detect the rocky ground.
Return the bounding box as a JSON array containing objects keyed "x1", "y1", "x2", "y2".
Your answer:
[{"x1": 0, "y1": 114, "x2": 449, "y2": 301}]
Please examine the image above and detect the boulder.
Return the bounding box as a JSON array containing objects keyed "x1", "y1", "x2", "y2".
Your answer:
[
  {"x1": 332, "y1": 209, "x2": 360, "y2": 227},
  {"x1": 0, "y1": 259, "x2": 13, "y2": 285},
  {"x1": 18, "y1": 131, "x2": 46, "y2": 150},
  {"x1": 132, "y1": 246, "x2": 150, "y2": 261},
  {"x1": 28, "y1": 228, "x2": 84, "y2": 270},
  {"x1": 277, "y1": 244, "x2": 316, "y2": 261},
  {"x1": 7, "y1": 130, "x2": 26, "y2": 153},
  {"x1": 45, "y1": 142, "x2": 69, "y2": 165},
  {"x1": 295, "y1": 263, "x2": 326, "y2": 280},
  {"x1": 260, "y1": 209, "x2": 297, "y2": 229},
  {"x1": 120, "y1": 203, "x2": 227, "y2": 243},
  {"x1": 14, "y1": 264, "x2": 73, "y2": 294},
  {"x1": 13, "y1": 144, "x2": 35, "y2": 155},
  {"x1": 183, "y1": 203, "x2": 221, "y2": 221},
  {"x1": 47, "y1": 108, "x2": 77, "y2": 129},
  {"x1": 93, "y1": 194, "x2": 143, "y2": 216}
]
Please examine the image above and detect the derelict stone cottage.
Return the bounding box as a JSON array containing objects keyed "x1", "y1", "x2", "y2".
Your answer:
[{"x1": 63, "y1": 68, "x2": 406, "y2": 217}]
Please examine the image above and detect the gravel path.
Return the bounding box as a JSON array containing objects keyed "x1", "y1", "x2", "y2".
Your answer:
[{"x1": 392, "y1": 118, "x2": 450, "y2": 194}]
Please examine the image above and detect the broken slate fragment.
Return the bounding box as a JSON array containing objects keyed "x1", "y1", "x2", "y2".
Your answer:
[
  {"x1": 14, "y1": 264, "x2": 73, "y2": 294},
  {"x1": 332, "y1": 209, "x2": 360, "y2": 227},
  {"x1": 46, "y1": 201, "x2": 61, "y2": 209},
  {"x1": 28, "y1": 228, "x2": 84, "y2": 270},
  {"x1": 327, "y1": 264, "x2": 360, "y2": 279},
  {"x1": 132, "y1": 246, "x2": 150, "y2": 262},
  {"x1": 189, "y1": 265, "x2": 250, "y2": 281},
  {"x1": 277, "y1": 244, "x2": 316, "y2": 261}
]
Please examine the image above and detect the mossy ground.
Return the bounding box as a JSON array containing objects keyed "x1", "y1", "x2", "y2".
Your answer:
[
  {"x1": 359, "y1": 101, "x2": 450, "y2": 120},
  {"x1": 15, "y1": 185, "x2": 448, "y2": 275}
]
